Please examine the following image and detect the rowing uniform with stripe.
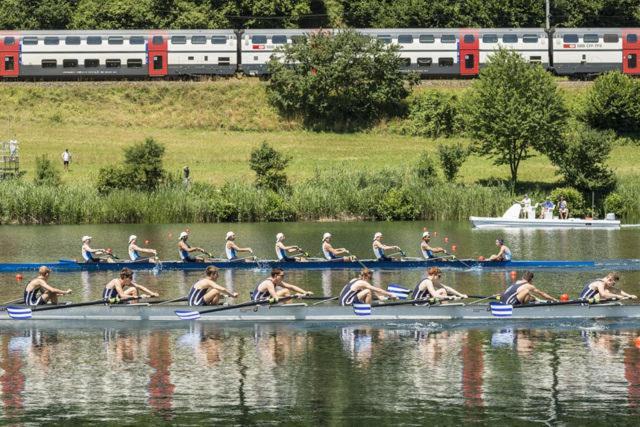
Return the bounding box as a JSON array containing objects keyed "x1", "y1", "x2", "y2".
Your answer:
[
  {"x1": 501, "y1": 281, "x2": 526, "y2": 305},
  {"x1": 579, "y1": 281, "x2": 600, "y2": 299},
  {"x1": 129, "y1": 244, "x2": 140, "y2": 261},
  {"x1": 252, "y1": 280, "x2": 274, "y2": 301},
  {"x1": 188, "y1": 286, "x2": 208, "y2": 306},
  {"x1": 179, "y1": 243, "x2": 195, "y2": 262},
  {"x1": 339, "y1": 279, "x2": 362, "y2": 306},
  {"x1": 82, "y1": 248, "x2": 97, "y2": 262},
  {"x1": 323, "y1": 244, "x2": 337, "y2": 260},
  {"x1": 103, "y1": 287, "x2": 118, "y2": 301},
  {"x1": 225, "y1": 244, "x2": 237, "y2": 260},
  {"x1": 503, "y1": 247, "x2": 512, "y2": 261},
  {"x1": 276, "y1": 245, "x2": 294, "y2": 262},
  {"x1": 23, "y1": 289, "x2": 44, "y2": 306},
  {"x1": 412, "y1": 279, "x2": 432, "y2": 304},
  {"x1": 420, "y1": 245, "x2": 434, "y2": 259},
  {"x1": 373, "y1": 244, "x2": 389, "y2": 261}
]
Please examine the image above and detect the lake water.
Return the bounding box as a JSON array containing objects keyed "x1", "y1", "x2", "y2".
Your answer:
[{"x1": 1, "y1": 221, "x2": 640, "y2": 424}]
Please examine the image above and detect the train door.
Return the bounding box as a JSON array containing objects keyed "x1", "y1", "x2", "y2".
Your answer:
[
  {"x1": 623, "y1": 30, "x2": 640, "y2": 75},
  {"x1": 0, "y1": 35, "x2": 20, "y2": 78},
  {"x1": 148, "y1": 34, "x2": 168, "y2": 77},
  {"x1": 459, "y1": 30, "x2": 479, "y2": 76}
]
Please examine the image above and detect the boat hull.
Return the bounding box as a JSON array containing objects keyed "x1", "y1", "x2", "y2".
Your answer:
[
  {"x1": 1, "y1": 302, "x2": 639, "y2": 322},
  {"x1": 0, "y1": 258, "x2": 597, "y2": 273},
  {"x1": 469, "y1": 216, "x2": 621, "y2": 229}
]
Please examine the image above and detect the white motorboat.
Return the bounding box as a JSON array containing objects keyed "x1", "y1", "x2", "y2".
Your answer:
[{"x1": 469, "y1": 203, "x2": 620, "y2": 229}]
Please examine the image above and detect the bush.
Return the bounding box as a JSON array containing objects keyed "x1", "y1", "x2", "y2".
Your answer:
[
  {"x1": 582, "y1": 71, "x2": 640, "y2": 134},
  {"x1": 604, "y1": 192, "x2": 625, "y2": 217},
  {"x1": 437, "y1": 142, "x2": 468, "y2": 182},
  {"x1": 33, "y1": 155, "x2": 61, "y2": 187},
  {"x1": 400, "y1": 90, "x2": 459, "y2": 137},
  {"x1": 549, "y1": 187, "x2": 585, "y2": 218},
  {"x1": 377, "y1": 187, "x2": 420, "y2": 221},
  {"x1": 414, "y1": 151, "x2": 439, "y2": 185},
  {"x1": 267, "y1": 29, "x2": 416, "y2": 131},
  {"x1": 249, "y1": 142, "x2": 290, "y2": 192}
]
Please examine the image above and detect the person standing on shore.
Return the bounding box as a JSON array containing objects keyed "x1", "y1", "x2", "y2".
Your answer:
[{"x1": 62, "y1": 149, "x2": 71, "y2": 172}]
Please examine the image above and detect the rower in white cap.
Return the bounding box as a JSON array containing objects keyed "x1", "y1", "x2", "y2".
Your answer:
[
  {"x1": 372, "y1": 232, "x2": 402, "y2": 261},
  {"x1": 420, "y1": 231, "x2": 447, "y2": 260},
  {"x1": 322, "y1": 233, "x2": 355, "y2": 261},
  {"x1": 225, "y1": 231, "x2": 254, "y2": 261},
  {"x1": 178, "y1": 231, "x2": 208, "y2": 262},
  {"x1": 128, "y1": 235, "x2": 158, "y2": 263},
  {"x1": 275, "y1": 233, "x2": 306, "y2": 262},
  {"x1": 81, "y1": 236, "x2": 114, "y2": 263}
]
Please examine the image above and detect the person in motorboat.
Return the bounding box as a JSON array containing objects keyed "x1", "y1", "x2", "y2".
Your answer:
[
  {"x1": 540, "y1": 197, "x2": 555, "y2": 219},
  {"x1": 128, "y1": 235, "x2": 158, "y2": 263},
  {"x1": 420, "y1": 232, "x2": 448, "y2": 260},
  {"x1": 322, "y1": 233, "x2": 355, "y2": 261},
  {"x1": 103, "y1": 267, "x2": 159, "y2": 303},
  {"x1": 487, "y1": 238, "x2": 512, "y2": 262},
  {"x1": 500, "y1": 271, "x2": 557, "y2": 305},
  {"x1": 178, "y1": 231, "x2": 208, "y2": 262},
  {"x1": 188, "y1": 266, "x2": 238, "y2": 306},
  {"x1": 81, "y1": 236, "x2": 114, "y2": 263},
  {"x1": 372, "y1": 232, "x2": 402, "y2": 261},
  {"x1": 558, "y1": 197, "x2": 569, "y2": 220},
  {"x1": 252, "y1": 268, "x2": 312, "y2": 302},
  {"x1": 517, "y1": 194, "x2": 532, "y2": 219},
  {"x1": 23, "y1": 266, "x2": 72, "y2": 306},
  {"x1": 579, "y1": 272, "x2": 638, "y2": 301},
  {"x1": 412, "y1": 267, "x2": 467, "y2": 304},
  {"x1": 339, "y1": 268, "x2": 397, "y2": 305},
  {"x1": 225, "y1": 231, "x2": 254, "y2": 261},
  {"x1": 275, "y1": 233, "x2": 306, "y2": 262}
]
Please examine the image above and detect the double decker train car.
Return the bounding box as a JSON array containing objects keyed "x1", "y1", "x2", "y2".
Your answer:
[{"x1": 1, "y1": 27, "x2": 639, "y2": 79}]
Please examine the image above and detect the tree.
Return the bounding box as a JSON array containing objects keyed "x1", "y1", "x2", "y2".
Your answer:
[
  {"x1": 582, "y1": 71, "x2": 640, "y2": 134},
  {"x1": 267, "y1": 29, "x2": 416, "y2": 131},
  {"x1": 249, "y1": 142, "x2": 291, "y2": 192},
  {"x1": 437, "y1": 142, "x2": 468, "y2": 182},
  {"x1": 464, "y1": 48, "x2": 567, "y2": 189},
  {"x1": 400, "y1": 90, "x2": 459, "y2": 138},
  {"x1": 34, "y1": 155, "x2": 61, "y2": 187}
]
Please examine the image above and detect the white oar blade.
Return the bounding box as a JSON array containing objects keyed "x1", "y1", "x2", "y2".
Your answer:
[
  {"x1": 353, "y1": 303, "x2": 371, "y2": 316},
  {"x1": 7, "y1": 306, "x2": 33, "y2": 320},
  {"x1": 175, "y1": 310, "x2": 201, "y2": 320},
  {"x1": 388, "y1": 284, "x2": 410, "y2": 300},
  {"x1": 490, "y1": 302, "x2": 513, "y2": 317}
]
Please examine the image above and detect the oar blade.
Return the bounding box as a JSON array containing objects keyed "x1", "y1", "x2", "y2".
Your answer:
[
  {"x1": 490, "y1": 302, "x2": 513, "y2": 317},
  {"x1": 175, "y1": 310, "x2": 201, "y2": 321},
  {"x1": 353, "y1": 303, "x2": 371, "y2": 316},
  {"x1": 388, "y1": 284, "x2": 410, "y2": 300},
  {"x1": 7, "y1": 306, "x2": 33, "y2": 320}
]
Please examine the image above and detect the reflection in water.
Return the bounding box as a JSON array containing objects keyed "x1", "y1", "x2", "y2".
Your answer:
[
  {"x1": 147, "y1": 331, "x2": 175, "y2": 418},
  {"x1": 1, "y1": 334, "x2": 25, "y2": 417}
]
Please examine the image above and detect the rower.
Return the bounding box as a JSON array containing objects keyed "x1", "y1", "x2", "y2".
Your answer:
[
  {"x1": 500, "y1": 271, "x2": 557, "y2": 305},
  {"x1": 372, "y1": 232, "x2": 401, "y2": 261},
  {"x1": 103, "y1": 267, "x2": 159, "y2": 303},
  {"x1": 339, "y1": 268, "x2": 397, "y2": 305},
  {"x1": 488, "y1": 238, "x2": 512, "y2": 262},
  {"x1": 128, "y1": 235, "x2": 158, "y2": 263},
  {"x1": 322, "y1": 233, "x2": 355, "y2": 262},
  {"x1": 412, "y1": 267, "x2": 467, "y2": 304},
  {"x1": 178, "y1": 231, "x2": 207, "y2": 262},
  {"x1": 275, "y1": 233, "x2": 305, "y2": 262},
  {"x1": 81, "y1": 236, "x2": 113, "y2": 263},
  {"x1": 188, "y1": 266, "x2": 238, "y2": 306},
  {"x1": 420, "y1": 232, "x2": 447, "y2": 260},
  {"x1": 252, "y1": 268, "x2": 312, "y2": 302},
  {"x1": 23, "y1": 266, "x2": 72, "y2": 306},
  {"x1": 579, "y1": 272, "x2": 638, "y2": 301},
  {"x1": 225, "y1": 231, "x2": 253, "y2": 261}
]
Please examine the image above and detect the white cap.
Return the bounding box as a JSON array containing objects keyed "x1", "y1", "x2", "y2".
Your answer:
[
  {"x1": 226, "y1": 231, "x2": 235, "y2": 240},
  {"x1": 374, "y1": 232, "x2": 382, "y2": 240},
  {"x1": 179, "y1": 231, "x2": 189, "y2": 240},
  {"x1": 276, "y1": 232, "x2": 285, "y2": 242},
  {"x1": 422, "y1": 231, "x2": 430, "y2": 238},
  {"x1": 82, "y1": 235, "x2": 91, "y2": 242},
  {"x1": 128, "y1": 235, "x2": 137, "y2": 243},
  {"x1": 322, "y1": 232, "x2": 331, "y2": 241}
]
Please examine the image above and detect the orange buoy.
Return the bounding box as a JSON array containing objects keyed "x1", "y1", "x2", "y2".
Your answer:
[
  {"x1": 635, "y1": 337, "x2": 640, "y2": 348},
  {"x1": 477, "y1": 256, "x2": 486, "y2": 261},
  {"x1": 451, "y1": 245, "x2": 457, "y2": 252},
  {"x1": 444, "y1": 237, "x2": 449, "y2": 243},
  {"x1": 510, "y1": 271, "x2": 517, "y2": 279},
  {"x1": 15, "y1": 274, "x2": 23, "y2": 281},
  {"x1": 560, "y1": 293, "x2": 570, "y2": 302},
  {"x1": 144, "y1": 240, "x2": 150, "y2": 245}
]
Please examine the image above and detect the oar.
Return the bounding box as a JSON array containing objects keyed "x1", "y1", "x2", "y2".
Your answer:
[
  {"x1": 513, "y1": 299, "x2": 586, "y2": 309},
  {"x1": 6, "y1": 297, "x2": 141, "y2": 320},
  {"x1": 229, "y1": 255, "x2": 258, "y2": 263},
  {"x1": 449, "y1": 254, "x2": 474, "y2": 269},
  {"x1": 312, "y1": 296, "x2": 339, "y2": 306},
  {"x1": 468, "y1": 294, "x2": 501, "y2": 305},
  {"x1": 175, "y1": 296, "x2": 294, "y2": 320},
  {"x1": 154, "y1": 296, "x2": 188, "y2": 305},
  {"x1": 1, "y1": 298, "x2": 22, "y2": 305}
]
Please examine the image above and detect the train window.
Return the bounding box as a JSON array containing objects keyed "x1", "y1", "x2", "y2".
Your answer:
[
  {"x1": 291, "y1": 35, "x2": 306, "y2": 44},
  {"x1": 401, "y1": 58, "x2": 411, "y2": 66},
  {"x1": 106, "y1": 59, "x2": 121, "y2": 68},
  {"x1": 5, "y1": 56, "x2": 14, "y2": 71},
  {"x1": 251, "y1": 35, "x2": 267, "y2": 44},
  {"x1": 502, "y1": 34, "x2": 518, "y2": 43},
  {"x1": 272, "y1": 35, "x2": 287, "y2": 44},
  {"x1": 87, "y1": 36, "x2": 102, "y2": 45},
  {"x1": 464, "y1": 54, "x2": 474, "y2": 69},
  {"x1": 188, "y1": 56, "x2": 194, "y2": 60},
  {"x1": 398, "y1": 35, "x2": 413, "y2": 44},
  {"x1": 212, "y1": 36, "x2": 227, "y2": 44},
  {"x1": 482, "y1": 34, "x2": 498, "y2": 43},
  {"x1": 529, "y1": 56, "x2": 542, "y2": 64},
  {"x1": 22, "y1": 37, "x2": 38, "y2": 45},
  {"x1": 152, "y1": 36, "x2": 164, "y2": 45},
  {"x1": 4, "y1": 36, "x2": 15, "y2": 45},
  {"x1": 153, "y1": 55, "x2": 163, "y2": 70},
  {"x1": 563, "y1": 34, "x2": 578, "y2": 43},
  {"x1": 417, "y1": 57, "x2": 432, "y2": 67},
  {"x1": 441, "y1": 35, "x2": 456, "y2": 43},
  {"x1": 84, "y1": 59, "x2": 99, "y2": 67},
  {"x1": 127, "y1": 59, "x2": 143, "y2": 68},
  {"x1": 463, "y1": 34, "x2": 475, "y2": 43},
  {"x1": 171, "y1": 36, "x2": 187, "y2": 44},
  {"x1": 583, "y1": 34, "x2": 599, "y2": 43},
  {"x1": 627, "y1": 34, "x2": 638, "y2": 43},
  {"x1": 191, "y1": 36, "x2": 206, "y2": 44},
  {"x1": 129, "y1": 36, "x2": 145, "y2": 45},
  {"x1": 44, "y1": 37, "x2": 59, "y2": 45},
  {"x1": 523, "y1": 34, "x2": 539, "y2": 43},
  {"x1": 377, "y1": 35, "x2": 392, "y2": 44},
  {"x1": 108, "y1": 36, "x2": 124, "y2": 45},
  {"x1": 218, "y1": 57, "x2": 231, "y2": 65},
  {"x1": 65, "y1": 36, "x2": 81, "y2": 45},
  {"x1": 438, "y1": 57, "x2": 454, "y2": 66},
  {"x1": 41, "y1": 59, "x2": 57, "y2": 68},
  {"x1": 628, "y1": 53, "x2": 637, "y2": 69},
  {"x1": 419, "y1": 35, "x2": 434, "y2": 43},
  {"x1": 205, "y1": 56, "x2": 208, "y2": 61},
  {"x1": 63, "y1": 59, "x2": 78, "y2": 68},
  {"x1": 604, "y1": 34, "x2": 619, "y2": 43}
]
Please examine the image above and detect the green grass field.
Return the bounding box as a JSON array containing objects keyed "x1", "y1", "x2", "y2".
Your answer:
[{"x1": 2, "y1": 79, "x2": 638, "y2": 187}]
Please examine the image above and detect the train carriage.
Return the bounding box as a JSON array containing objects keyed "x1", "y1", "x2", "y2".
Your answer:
[
  {"x1": 478, "y1": 28, "x2": 550, "y2": 70},
  {"x1": 553, "y1": 28, "x2": 625, "y2": 76},
  {"x1": 240, "y1": 29, "x2": 313, "y2": 76}
]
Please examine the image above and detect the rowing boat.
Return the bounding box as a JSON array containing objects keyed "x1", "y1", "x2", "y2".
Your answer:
[
  {"x1": 0, "y1": 258, "x2": 603, "y2": 273},
  {"x1": 1, "y1": 301, "x2": 639, "y2": 322}
]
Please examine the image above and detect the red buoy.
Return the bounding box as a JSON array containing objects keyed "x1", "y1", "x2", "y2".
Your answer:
[
  {"x1": 15, "y1": 274, "x2": 23, "y2": 281},
  {"x1": 451, "y1": 245, "x2": 457, "y2": 252},
  {"x1": 560, "y1": 293, "x2": 570, "y2": 302},
  {"x1": 477, "y1": 256, "x2": 486, "y2": 261},
  {"x1": 510, "y1": 271, "x2": 517, "y2": 279},
  {"x1": 635, "y1": 337, "x2": 640, "y2": 349},
  {"x1": 145, "y1": 240, "x2": 150, "y2": 245}
]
